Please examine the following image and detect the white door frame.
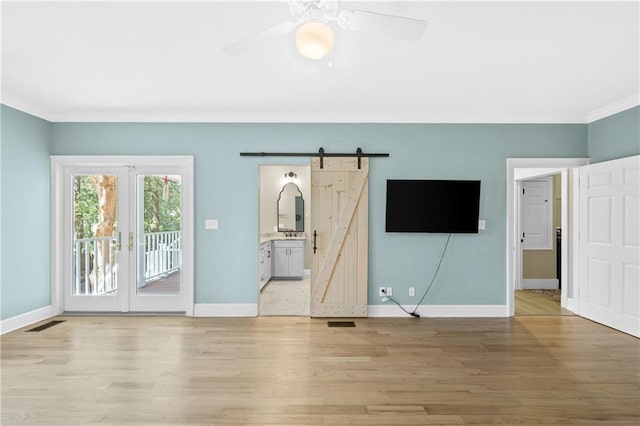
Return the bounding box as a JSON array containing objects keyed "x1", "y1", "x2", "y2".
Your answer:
[
  {"x1": 51, "y1": 155, "x2": 195, "y2": 316},
  {"x1": 506, "y1": 158, "x2": 589, "y2": 316}
]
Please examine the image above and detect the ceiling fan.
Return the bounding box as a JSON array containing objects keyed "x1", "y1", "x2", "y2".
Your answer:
[{"x1": 223, "y1": 0, "x2": 428, "y2": 60}]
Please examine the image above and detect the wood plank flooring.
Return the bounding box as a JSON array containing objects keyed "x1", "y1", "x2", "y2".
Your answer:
[
  {"x1": 515, "y1": 290, "x2": 575, "y2": 316},
  {"x1": 2, "y1": 316, "x2": 639, "y2": 425}
]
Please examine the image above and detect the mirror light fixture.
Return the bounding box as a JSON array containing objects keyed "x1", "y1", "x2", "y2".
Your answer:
[
  {"x1": 284, "y1": 171, "x2": 298, "y2": 180},
  {"x1": 295, "y1": 21, "x2": 334, "y2": 60}
]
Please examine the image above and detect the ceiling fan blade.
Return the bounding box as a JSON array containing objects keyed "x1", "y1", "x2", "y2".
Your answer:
[
  {"x1": 337, "y1": 9, "x2": 428, "y2": 41},
  {"x1": 223, "y1": 20, "x2": 298, "y2": 56}
]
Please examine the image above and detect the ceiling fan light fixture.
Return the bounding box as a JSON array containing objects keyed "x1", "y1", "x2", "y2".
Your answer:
[{"x1": 295, "y1": 21, "x2": 334, "y2": 60}]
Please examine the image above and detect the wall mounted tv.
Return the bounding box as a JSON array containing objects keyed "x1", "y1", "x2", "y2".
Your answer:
[{"x1": 385, "y1": 179, "x2": 481, "y2": 233}]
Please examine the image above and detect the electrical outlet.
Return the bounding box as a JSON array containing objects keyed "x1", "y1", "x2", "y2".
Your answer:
[
  {"x1": 379, "y1": 287, "x2": 386, "y2": 296},
  {"x1": 409, "y1": 287, "x2": 415, "y2": 297},
  {"x1": 386, "y1": 287, "x2": 393, "y2": 296}
]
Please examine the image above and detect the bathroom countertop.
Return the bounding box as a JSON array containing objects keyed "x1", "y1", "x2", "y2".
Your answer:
[{"x1": 259, "y1": 235, "x2": 306, "y2": 244}]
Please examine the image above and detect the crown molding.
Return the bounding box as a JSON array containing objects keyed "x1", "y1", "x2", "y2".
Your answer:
[
  {"x1": 1, "y1": 96, "x2": 55, "y2": 122},
  {"x1": 5, "y1": 108, "x2": 590, "y2": 124},
  {"x1": 3, "y1": 95, "x2": 637, "y2": 124},
  {"x1": 587, "y1": 94, "x2": 640, "y2": 123}
]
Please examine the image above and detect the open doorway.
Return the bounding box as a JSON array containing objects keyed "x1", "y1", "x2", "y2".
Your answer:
[
  {"x1": 257, "y1": 164, "x2": 311, "y2": 316},
  {"x1": 256, "y1": 158, "x2": 370, "y2": 318},
  {"x1": 506, "y1": 158, "x2": 590, "y2": 317},
  {"x1": 516, "y1": 174, "x2": 573, "y2": 315}
]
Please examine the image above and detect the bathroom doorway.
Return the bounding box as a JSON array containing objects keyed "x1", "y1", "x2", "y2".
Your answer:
[{"x1": 257, "y1": 164, "x2": 311, "y2": 316}]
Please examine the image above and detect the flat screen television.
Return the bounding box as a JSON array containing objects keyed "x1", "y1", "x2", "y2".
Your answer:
[{"x1": 385, "y1": 179, "x2": 481, "y2": 233}]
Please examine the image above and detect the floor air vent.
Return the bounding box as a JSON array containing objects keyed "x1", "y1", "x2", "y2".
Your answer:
[
  {"x1": 328, "y1": 321, "x2": 356, "y2": 327},
  {"x1": 26, "y1": 320, "x2": 65, "y2": 332}
]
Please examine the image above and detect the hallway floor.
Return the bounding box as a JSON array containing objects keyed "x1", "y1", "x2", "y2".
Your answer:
[{"x1": 515, "y1": 290, "x2": 575, "y2": 316}]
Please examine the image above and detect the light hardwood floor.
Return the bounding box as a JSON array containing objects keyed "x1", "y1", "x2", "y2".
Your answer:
[
  {"x1": 515, "y1": 290, "x2": 575, "y2": 316},
  {"x1": 2, "y1": 316, "x2": 639, "y2": 425}
]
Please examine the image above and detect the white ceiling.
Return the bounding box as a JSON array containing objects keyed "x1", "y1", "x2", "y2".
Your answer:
[{"x1": 2, "y1": 1, "x2": 639, "y2": 123}]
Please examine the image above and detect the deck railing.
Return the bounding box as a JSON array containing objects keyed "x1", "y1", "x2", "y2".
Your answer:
[
  {"x1": 73, "y1": 231, "x2": 182, "y2": 295},
  {"x1": 143, "y1": 231, "x2": 182, "y2": 281},
  {"x1": 73, "y1": 236, "x2": 118, "y2": 295}
]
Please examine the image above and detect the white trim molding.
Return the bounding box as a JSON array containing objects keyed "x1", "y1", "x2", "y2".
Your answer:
[
  {"x1": 0, "y1": 305, "x2": 54, "y2": 335},
  {"x1": 588, "y1": 94, "x2": 640, "y2": 123},
  {"x1": 4, "y1": 93, "x2": 637, "y2": 124},
  {"x1": 506, "y1": 158, "x2": 590, "y2": 317},
  {"x1": 194, "y1": 304, "x2": 258, "y2": 317},
  {"x1": 2, "y1": 96, "x2": 55, "y2": 123},
  {"x1": 368, "y1": 304, "x2": 509, "y2": 318},
  {"x1": 50, "y1": 155, "x2": 195, "y2": 315}
]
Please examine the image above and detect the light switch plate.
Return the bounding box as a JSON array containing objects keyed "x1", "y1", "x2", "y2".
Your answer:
[
  {"x1": 478, "y1": 219, "x2": 486, "y2": 230},
  {"x1": 205, "y1": 219, "x2": 218, "y2": 230}
]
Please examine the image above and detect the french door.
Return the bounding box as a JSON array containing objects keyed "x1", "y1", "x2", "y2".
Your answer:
[{"x1": 53, "y1": 157, "x2": 193, "y2": 313}]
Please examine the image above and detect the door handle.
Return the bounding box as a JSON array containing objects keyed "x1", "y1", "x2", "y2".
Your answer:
[
  {"x1": 128, "y1": 232, "x2": 134, "y2": 251},
  {"x1": 313, "y1": 230, "x2": 317, "y2": 254},
  {"x1": 117, "y1": 232, "x2": 122, "y2": 251}
]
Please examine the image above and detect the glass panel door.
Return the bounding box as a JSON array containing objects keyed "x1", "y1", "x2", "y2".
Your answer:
[
  {"x1": 60, "y1": 161, "x2": 190, "y2": 313},
  {"x1": 64, "y1": 167, "x2": 129, "y2": 311},
  {"x1": 129, "y1": 168, "x2": 185, "y2": 311}
]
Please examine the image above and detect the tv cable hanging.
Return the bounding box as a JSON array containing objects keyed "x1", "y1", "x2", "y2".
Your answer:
[{"x1": 382, "y1": 233, "x2": 453, "y2": 318}]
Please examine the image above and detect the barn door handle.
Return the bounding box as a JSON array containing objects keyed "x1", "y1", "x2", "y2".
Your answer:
[{"x1": 313, "y1": 230, "x2": 318, "y2": 254}]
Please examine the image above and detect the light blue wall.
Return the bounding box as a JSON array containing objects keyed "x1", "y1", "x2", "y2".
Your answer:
[
  {"x1": 588, "y1": 106, "x2": 640, "y2": 163},
  {"x1": 51, "y1": 122, "x2": 587, "y2": 306},
  {"x1": 1, "y1": 106, "x2": 51, "y2": 320}
]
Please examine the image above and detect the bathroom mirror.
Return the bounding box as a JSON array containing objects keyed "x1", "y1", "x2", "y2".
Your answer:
[{"x1": 277, "y1": 183, "x2": 304, "y2": 232}]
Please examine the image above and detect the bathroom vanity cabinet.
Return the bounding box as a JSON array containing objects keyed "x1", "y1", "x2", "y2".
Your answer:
[
  {"x1": 272, "y1": 240, "x2": 304, "y2": 279},
  {"x1": 259, "y1": 241, "x2": 272, "y2": 290}
]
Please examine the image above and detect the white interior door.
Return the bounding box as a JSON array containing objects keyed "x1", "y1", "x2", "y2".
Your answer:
[
  {"x1": 579, "y1": 155, "x2": 640, "y2": 337},
  {"x1": 310, "y1": 157, "x2": 368, "y2": 317},
  {"x1": 521, "y1": 178, "x2": 553, "y2": 250},
  {"x1": 56, "y1": 157, "x2": 193, "y2": 313}
]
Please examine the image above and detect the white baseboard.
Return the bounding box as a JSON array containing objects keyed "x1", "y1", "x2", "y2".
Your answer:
[
  {"x1": 194, "y1": 303, "x2": 507, "y2": 318},
  {"x1": 193, "y1": 303, "x2": 258, "y2": 317},
  {"x1": 1, "y1": 305, "x2": 54, "y2": 335},
  {"x1": 368, "y1": 304, "x2": 509, "y2": 318},
  {"x1": 564, "y1": 297, "x2": 579, "y2": 314},
  {"x1": 0, "y1": 303, "x2": 510, "y2": 327},
  {"x1": 522, "y1": 279, "x2": 559, "y2": 290}
]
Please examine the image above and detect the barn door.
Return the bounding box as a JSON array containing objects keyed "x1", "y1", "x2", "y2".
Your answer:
[
  {"x1": 579, "y1": 155, "x2": 639, "y2": 337},
  {"x1": 310, "y1": 157, "x2": 368, "y2": 317}
]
